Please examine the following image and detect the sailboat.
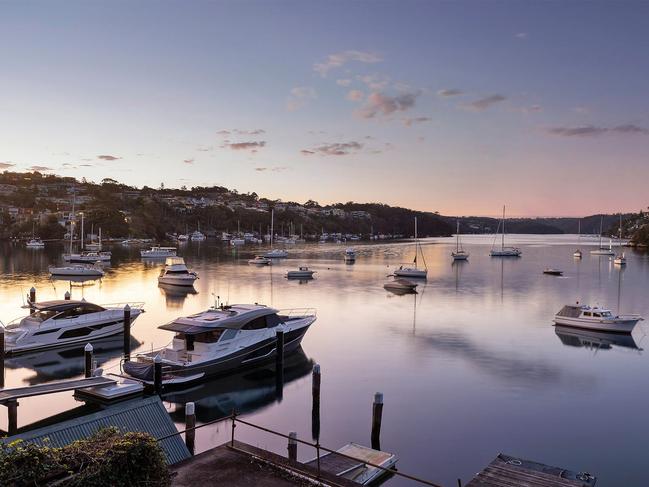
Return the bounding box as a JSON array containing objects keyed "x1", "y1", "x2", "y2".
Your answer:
[
  {"x1": 451, "y1": 219, "x2": 469, "y2": 261},
  {"x1": 590, "y1": 216, "x2": 615, "y2": 255},
  {"x1": 614, "y1": 215, "x2": 627, "y2": 265},
  {"x1": 394, "y1": 217, "x2": 427, "y2": 278},
  {"x1": 264, "y1": 209, "x2": 288, "y2": 258},
  {"x1": 86, "y1": 226, "x2": 103, "y2": 251},
  {"x1": 63, "y1": 212, "x2": 111, "y2": 263},
  {"x1": 573, "y1": 220, "x2": 583, "y2": 259},
  {"x1": 489, "y1": 206, "x2": 521, "y2": 257},
  {"x1": 26, "y1": 221, "x2": 45, "y2": 248}
]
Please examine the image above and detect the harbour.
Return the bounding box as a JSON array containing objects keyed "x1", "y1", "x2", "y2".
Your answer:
[{"x1": 1, "y1": 234, "x2": 647, "y2": 485}]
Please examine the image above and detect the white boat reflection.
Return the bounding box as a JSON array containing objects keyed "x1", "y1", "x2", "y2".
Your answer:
[
  {"x1": 554, "y1": 325, "x2": 642, "y2": 352},
  {"x1": 163, "y1": 348, "x2": 313, "y2": 422},
  {"x1": 158, "y1": 282, "x2": 198, "y2": 308},
  {"x1": 4, "y1": 335, "x2": 142, "y2": 385},
  {"x1": 50, "y1": 274, "x2": 103, "y2": 284}
]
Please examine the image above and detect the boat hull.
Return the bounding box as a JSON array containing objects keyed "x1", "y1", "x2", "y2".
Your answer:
[
  {"x1": 158, "y1": 276, "x2": 197, "y2": 286},
  {"x1": 553, "y1": 316, "x2": 639, "y2": 333},
  {"x1": 287, "y1": 271, "x2": 314, "y2": 279},
  {"x1": 49, "y1": 267, "x2": 104, "y2": 277},
  {"x1": 394, "y1": 269, "x2": 427, "y2": 278}
]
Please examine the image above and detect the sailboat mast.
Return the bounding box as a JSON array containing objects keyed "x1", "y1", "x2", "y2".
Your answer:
[
  {"x1": 80, "y1": 213, "x2": 84, "y2": 251},
  {"x1": 599, "y1": 216, "x2": 603, "y2": 248},
  {"x1": 456, "y1": 220, "x2": 460, "y2": 252},
  {"x1": 501, "y1": 205, "x2": 506, "y2": 250},
  {"x1": 69, "y1": 189, "x2": 76, "y2": 254},
  {"x1": 270, "y1": 209, "x2": 274, "y2": 249},
  {"x1": 414, "y1": 216, "x2": 418, "y2": 266}
]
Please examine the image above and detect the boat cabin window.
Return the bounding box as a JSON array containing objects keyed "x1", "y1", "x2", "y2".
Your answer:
[
  {"x1": 266, "y1": 313, "x2": 282, "y2": 328},
  {"x1": 220, "y1": 329, "x2": 238, "y2": 341},
  {"x1": 242, "y1": 316, "x2": 267, "y2": 330},
  {"x1": 30, "y1": 310, "x2": 59, "y2": 322},
  {"x1": 583, "y1": 312, "x2": 592, "y2": 317},
  {"x1": 602, "y1": 311, "x2": 612, "y2": 317},
  {"x1": 194, "y1": 329, "x2": 225, "y2": 343},
  {"x1": 53, "y1": 304, "x2": 105, "y2": 319},
  {"x1": 593, "y1": 313, "x2": 601, "y2": 318}
]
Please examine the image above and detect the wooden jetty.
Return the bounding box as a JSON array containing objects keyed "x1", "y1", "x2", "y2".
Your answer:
[{"x1": 466, "y1": 453, "x2": 597, "y2": 487}]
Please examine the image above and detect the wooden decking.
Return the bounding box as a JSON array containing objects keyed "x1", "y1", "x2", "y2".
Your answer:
[
  {"x1": 0, "y1": 377, "x2": 116, "y2": 404},
  {"x1": 466, "y1": 454, "x2": 597, "y2": 487}
]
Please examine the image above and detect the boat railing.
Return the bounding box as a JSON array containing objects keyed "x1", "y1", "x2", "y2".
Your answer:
[
  {"x1": 101, "y1": 301, "x2": 146, "y2": 311},
  {"x1": 277, "y1": 307, "x2": 317, "y2": 319}
]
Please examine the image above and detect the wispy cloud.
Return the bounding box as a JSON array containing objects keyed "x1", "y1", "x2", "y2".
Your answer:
[
  {"x1": 97, "y1": 154, "x2": 121, "y2": 161},
  {"x1": 183, "y1": 158, "x2": 194, "y2": 164},
  {"x1": 29, "y1": 165, "x2": 53, "y2": 171},
  {"x1": 355, "y1": 91, "x2": 420, "y2": 119},
  {"x1": 287, "y1": 86, "x2": 317, "y2": 111},
  {"x1": 0, "y1": 161, "x2": 15, "y2": 169},
  {"x1": 462, "y1": 94, "x2": 506, "y2": 111},
  {"x1": 196, "y1": 146, "x2": 213, "y2": 152},
  {"x1": 314, "y1": 50, "x2": 382, "y2": 76},
  {"x1": 254, "y1": 166, "x2": 289, "y2": 172},
  {"x1": 402, "y1": 116, "x2": 431, "y2": 127},
  {"x1": 223, "y1": 141, "x2": 267, "y2": 152},
  {"x1": 217, "y1": 129, "x2": 265, "y2": 136},
  {"x1": 521, "y1": 104, "x2": 543, "y2": 114},
  {"x1": 346, "y1": 90, "x2": 364, "y2": 102},
  {"x1": 514, "y1": 32, "x2": 528, "y2": 39},
  {"x1": 437, "y1": 89, "x2": 464, "y2": 97},
  {"x1": 336, "y1": 79, "x2": 352, "y2": 87},
  {"x1": 547, "y1": 124, "x2": 649, "y2": 137},
  {"x1": 356, "y1": 73, "x2": 390, "y2": 91},
  {"x1": 301, "y1": 141, "x2": 363, "y2": 156}
]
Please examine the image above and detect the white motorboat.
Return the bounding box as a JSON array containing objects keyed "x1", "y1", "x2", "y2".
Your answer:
[
  {"x1": 141, "y1": 246, "x2": 177, "y2": 258},
  {"x1": 451, "y1": 219, "x2": 469, "y2": 261},
  {"x1": 123, "y1": 304, "x2": 316, "y2": 386},
  {"x1": 573, "y1": 249, "x2": 583, "y2": 259},
  {"x1": 265, "y1": 248, "x2": 289, "y2": 258},
  {"x1": 177, "y1": 234, "x2": 189, "y2": 242},
  {"x1": 490, "y1": 206, "x2": 521, "y2": 257},
  {"x1": 26, "y1": 238, "x2": 45, "y2": 249},
  {"x1": 384, "y1": 278, "x2": 417, "y2": 292},
  {"x1": 49, "y1": 264, "x2": 105, "y2": 277},
  {"x1": 286, "y1": 266, "x2": 315, "y2": 279},
  {"x1": 553, "y1": 303, "x2": 643, "y2": 333},
  {"x1": 248, "y1": 255, "x2": 272, "y2": 265},
  {"x1": 2, "y1": 300, "x2": 144, "y2": 354},
  {"x1": 394, "y1": 217, "x2": 428, "y2": 278},
  {"x1": 190, "y1": 230, "x2": 206, "y2": 241},
  {"x1": 590, "y1": 216, "x2": 615, "y2": 255},
  {"x1": 64, "y1": 251, "x2": 112, "y2": 263},
  {"x1": 230, "y1": 238, "x2": 245, "y2": 246},
  {"x1": 158, "y1": 257, "x2": 198, "y2": 286},
  {"x1": 344, "y1": 248, "x2": 356, "y2": 262}
]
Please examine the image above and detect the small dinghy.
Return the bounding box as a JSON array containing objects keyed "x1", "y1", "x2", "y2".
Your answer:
[
  {"x1": 305, "y1": 443, "x2": 397, "y2": 485},
  {"x1": 248, "y1": 255, "x2": 272, "y2": 265},
  {"x1": 543, "y1": 268, "x2": 563, "y2": 276},
  {"x1": 384, "y1": 278, "x2": 417, "y2": 293},
  {"x1": 286, "y1": 266, "x2": 315, "y2": 279}
]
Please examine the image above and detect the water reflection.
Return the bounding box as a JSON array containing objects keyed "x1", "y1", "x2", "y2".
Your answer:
[
  {"x1": 554, "y1": 326, "x2": 642, "y2": 352},
  {"x1": 164, "y1": 348, "x2": 313, "y2": 423},
  {"x1": 5, "y1": 336, "x2": 142, "y2": 384},
  {"x1": 158, "y1": 283, "x2": 198, "y2": 309}
]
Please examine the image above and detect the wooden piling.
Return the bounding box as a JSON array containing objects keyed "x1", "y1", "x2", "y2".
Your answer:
[
  {"x1": 123, "y1": 304, "x2": 131, "y2": 361},
  {"x1": 0, "y1": 328, "x2": 5, "y2": 389},
  {"x1": 185, "y1": 402, "x2": 196, "y2": 455},
  {"x1": 287, "y1": 431, "x2": 297, "y2": 461},
  {"x1": 153, "y1": 354, "x2": 162, "y2": 394},
  {"x1": 311, "y1": 364, "x2": 321, "y2": 441},
  {"x1": 275, "y1": 330, "x2": 284, "y2": 372},
  {"x1": 7, "y1": 400, "x2": 18, "y2": 436},
  {"x1": 371, "y1": 392, "x2": 383, "y2": 450},
  {"x1": 84, "y1": 343, "x2": 93, "y2": 378},
  {"x1": 29, "y1": 287, "x2": 36, "y2": 314},
  {"x1": 64, "y1": 291, "x2": 71, "y2": 300}
]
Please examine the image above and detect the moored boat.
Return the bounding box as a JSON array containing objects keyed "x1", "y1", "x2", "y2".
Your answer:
[
  {"x1": 383, "y1": 278, "x2": 417, "y2": 293},
  {"x1": 490, "y1": 206, "x2": 521, "y2": 257},
  {"x1": 344, "y1": 248, "x2": 356, "y2": 262},
  {"x1": 543, "y1": 268, "x2": 563, "y2": 276},
  {"x1": 49, "y1": 264, "x2": 105, "y2": 277},
  {"x1": 26, "y1": 238, "x2": 45, "y2": 249},
  {"x1": 248, "y1": 255, "x2": 272, "y2": 265},
  {"x1": 158, "y1": 257, "x2": 198, "y2": 286},
  {"x1": 394, "y1": 217, "x2": 428, "y2": 278},
  {"x1": 141, "y1": 246, "x2": 177, "y2": 258},
  {"x1": 286, "y1": 266, "x2": 315, "y2": 279},
  {"x1": 451, "y1": 219, "x2": 469, "y2": 261},
  {"x1": 553, "y1": 303, "x2": 643, "y2": 333}
]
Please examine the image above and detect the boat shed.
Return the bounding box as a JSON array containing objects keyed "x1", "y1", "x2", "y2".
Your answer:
[{"x1": 1, "y1": 396, "x2": 190, "y2": 464}]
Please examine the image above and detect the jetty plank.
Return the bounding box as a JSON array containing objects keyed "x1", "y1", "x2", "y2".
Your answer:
[{"x1": 0, "y1": 376, "x2": 116, "y2": 403}]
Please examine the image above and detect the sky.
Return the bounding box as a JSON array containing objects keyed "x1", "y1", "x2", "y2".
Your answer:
[{"x1": 1, "y1": 1, "x2": 649, "y2": 217}]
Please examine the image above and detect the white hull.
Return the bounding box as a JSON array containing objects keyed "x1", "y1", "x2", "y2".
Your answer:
[
  {"x1": 26, "y1": 241, "x2": 45, "y2": 248},
  {"x1": 452, "y1": 252, "x2": 469, "y2": 261},
  {"x1": 553, "y1": 316, "x2": 639, "y2": 333},
  {"x1": 394, "y1": 268, "x2": 427, "y2": 278},
  {"x1": 158, "y1": 275, "x2": 197, "y2": 286},
  {"x1": 590, "y1": 249, "x2": 614, "y2": 256},
  {"x1": 49, "y1": 266, "x2": 104, "y2": 277},
  {"x1": 64, "y1": 253, "x2": 111, "y2": 263},
  {"x1": 287, "y1": 271, "x2": 315, "y2": 279},
  {"x1": 265, "y1": 250, "x2": 289, "y2": 258},
  {"x1": 490, "y1": 249, "x2": 521, "y2": 257}
]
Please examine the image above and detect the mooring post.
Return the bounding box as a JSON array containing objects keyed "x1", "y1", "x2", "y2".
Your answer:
[
  {"x1": 371, "y1": 392, "x2": 384, "y2": 450},
  {"x1": 29, "y1": 287, "x2": 36, "y2": 314},
  {"x1": 275, "y1": 330, "x2": 284, "y2": 372},
  {"x1": 185, "y1": 402, "x2": 196, "y2": 455},
  {"x1": 7, "y1": 400, "x2": 18, "y2": 436},
  {"x1": 153, "y1": 354, "x2": 162, "y2": 394},
  {"x1": 84, "y1": 343, "x2": 93, "y2": 378},
  {"x1": 64, "y1": 291, "x2": 71, "y2": 300},
  {"x1": 311, "y1": 363, "x2": 321, "y2": 441},
  {"x1": 287, "y1": 431, "x2": 298, "y2": 461},
  {"x1": 0, "y1": 328, "x2": 5, "y2": 389},
  {"x1": 457, "y1": 479, "x2": 462, "y2": 487},
  {"x1": 123, "y1": 304, "x2": 131, "y2": 361}
]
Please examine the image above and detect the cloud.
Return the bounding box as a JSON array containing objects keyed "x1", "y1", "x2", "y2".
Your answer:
[
  {"x1": 314, "y1": 50, "x2": 382, "y2": 76},
  {"x1": 29, "y1": 165, "x2": 53, "y2": 171},
  {"x1": 183, "y1": 158, "x2": 194, "y2": 164},
  {"x1": 336, "y1": 79, "x2": 352, "y2": 87},
  {"x1": 437, "y1": 89, "x2": 464, "y2": 97},
  {"x1": 520, "y1": 104, "x2": 543, "y2": 114},
  {"x1": 301, "y1": 141, "x2": 363, "y2": 156},
  {"x1": 97, "y1": 154, "x2": 121, "y2": 161},
  {"x1": 547, "y1": 124, "x2": 649, "y2": 137},
  {"x1": 224, "y1": 141, "x2": 267, "y2": 151},
  {"x1": 287, "y1": 86, "x2": 317, "y2": 111},
  {"x1": 346, "y1": 90, "x2": 364, "y2": 102},
  {"x1": 515, "y1": 32, "x2": 528, "y2": 39},
  {"x1": 0, "y1": 162, "x2": 15, "y2": 169},
  {"x1": 235, "y1": 129, "x2": 265, "y2": 135},
  {"x1": 402, "y1": 116, "x2": 431, "y2": 127},
  {"x1": 356, "y1": 74, "x2": 390, "y2": 91},
  {"x1": 355, "y1": 91, "x2": 420, "y2": 119},
  {"x1": 196, "y1": 146, "x2": 213, "y2": 152},
  {"x1": 80, "y1": 164, "x2": 93, "y2": 167},
  {"x1": 462, "y1": 94, "x2": 506, "y2": 111},
  {"x1": 216, "y1": 130, "x2": 231, "y2": 136},
  {"x1": 254, "y1": 166, "x2": 289, "y2": 172}
]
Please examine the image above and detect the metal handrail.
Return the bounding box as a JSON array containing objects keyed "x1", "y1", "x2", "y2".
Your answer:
[
  {"x1": 155, "y1": 412, "x2": 443, "y2": 487},
  {"x1": 277, "y1": 307, "x2": 317, "y2": 318}
]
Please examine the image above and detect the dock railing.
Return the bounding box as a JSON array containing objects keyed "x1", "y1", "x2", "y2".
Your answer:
[{"x1": 155, "y1": 410, "x2": 444, "y2": 487}]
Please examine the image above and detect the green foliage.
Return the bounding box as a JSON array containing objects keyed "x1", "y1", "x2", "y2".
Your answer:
[{"x1": 0, "y1": 427, "x2": 171, "y2": 486}]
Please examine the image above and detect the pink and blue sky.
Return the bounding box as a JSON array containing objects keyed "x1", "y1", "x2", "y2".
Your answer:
[{"x1": 1, "y1": 1, "x2": 648, "y2": 216}]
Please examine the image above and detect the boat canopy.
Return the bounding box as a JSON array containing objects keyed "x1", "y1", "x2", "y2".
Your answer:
[
  {"x1": 165, "y1": 257, "x2": 186, "y2": 266},
  {"x1": 159, "y1": 304, "x2": 279, "y2": 333},
  {"x1": 26, "y1": 300, "x2": 104, "y2": 312},
  {"x1": 556, "y1": 305, "x2": 582, "y2": 318}
]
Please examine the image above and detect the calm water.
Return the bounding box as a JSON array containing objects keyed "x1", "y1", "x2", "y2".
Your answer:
[{"x1": 1, "y1": 235, "x2": 648, "y2": 486}]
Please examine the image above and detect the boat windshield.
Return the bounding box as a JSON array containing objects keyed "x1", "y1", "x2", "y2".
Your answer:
[
  {"x1": 27, "y1": 310, "x2": 60, "y2": 322},
  {"x1": 602, "y1": 311, "x2": 613, "y2": 317}
]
